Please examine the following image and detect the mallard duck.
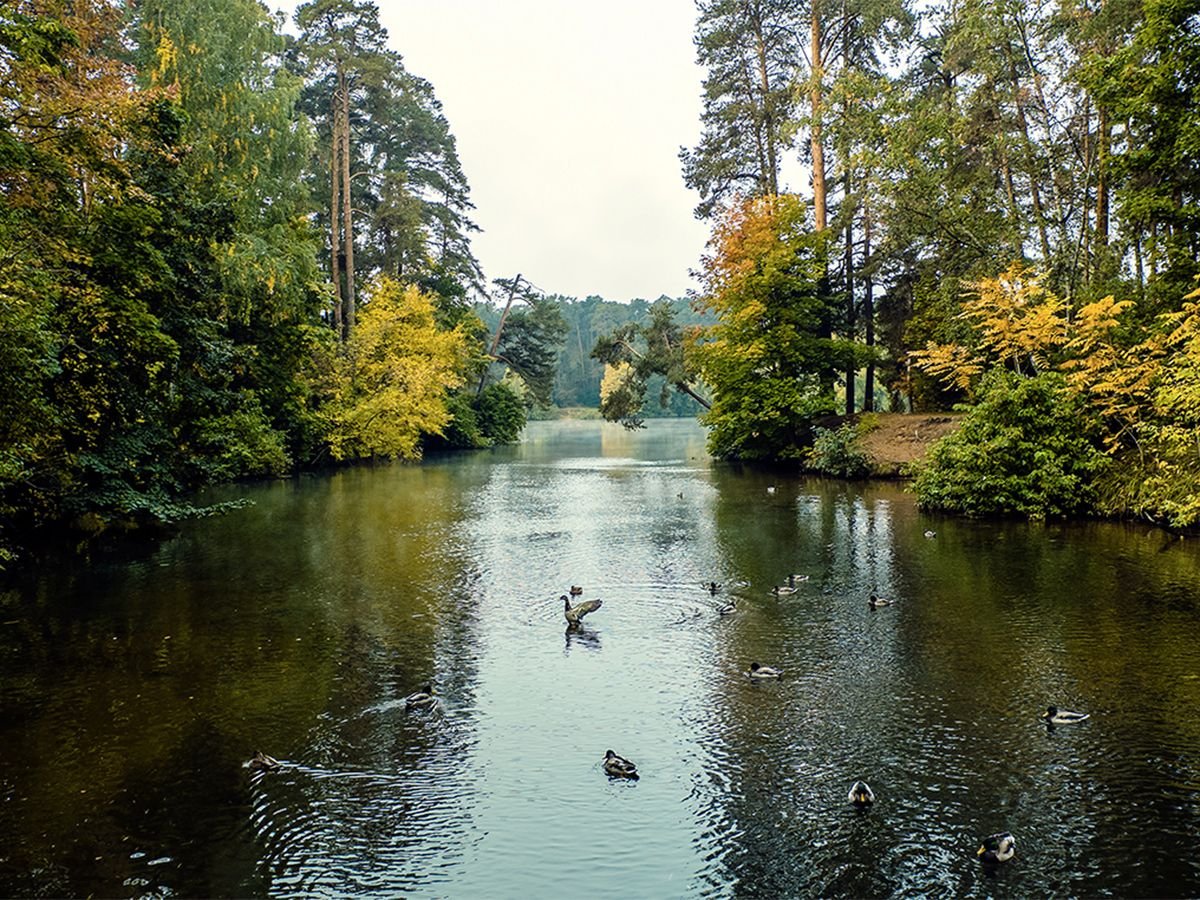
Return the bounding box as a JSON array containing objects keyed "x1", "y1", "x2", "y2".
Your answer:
[
  {"x1": 868, "y1": 593, "x2": 893, "y2": 608},
  {"x1": 977, "y1": 832, "x2": 1015, "y2": 864},
  {"x1": 1041, "y1": 705, "x2": 1089, "y2": 725},
  {"x1": 747, "y1": 661, "x2": 783, "y2": 679},
  {"x1": 717, "y1": 597, "x2": 737, "y2": 616},
  {"x1": 405, "y1": 684, "x2": 435, "y2": 709},
  {"x1": 564, "y1": 594, "x2": 602, "y2": 626},
  {"x1": 848, "y1": 780, "x2": 875, "y2": 807},
  {"x1": 248, "y1": 750, "x2": 280, "y2": 772},
  {"x1": 789, "y1": 573, "x2": 810, "y2": 584},
  {"x1": 603, "y1": 749, "x2": 639, "y2": 779},
  {"x1": 771, "y1": 584, "x2": 797, "y2": 597},
  {"x1": 569, "y1": 585, "x2": 583, "y2": 597},
  {"x1": 924, "y1": 529, "x2": 937, "y2": 539}
]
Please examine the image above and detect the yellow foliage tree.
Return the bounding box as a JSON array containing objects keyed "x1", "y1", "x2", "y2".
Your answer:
[
  {"x1": 1060, "y1": 295, "x2": 1160, "y2": 449},
  {"x1": 325, "y1": 279, "x2": 471, "y2": 460},
  {"x1": 910, "y1": 262, "x2": 1067, "y2": 393}
]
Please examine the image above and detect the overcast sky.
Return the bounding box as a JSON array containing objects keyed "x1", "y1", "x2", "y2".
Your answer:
[{"x1": 275, "y1": 1, "x2": 715, "y2": 303}]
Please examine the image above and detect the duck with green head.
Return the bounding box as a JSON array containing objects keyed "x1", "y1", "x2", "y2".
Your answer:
[{"x1": 977, "y1": 832, "x2": 1015, "y2": 864}]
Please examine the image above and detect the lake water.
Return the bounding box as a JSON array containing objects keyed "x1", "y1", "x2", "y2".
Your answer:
[{"x1": 2, "y1": 419, "x2": 1199, "y2": 897}]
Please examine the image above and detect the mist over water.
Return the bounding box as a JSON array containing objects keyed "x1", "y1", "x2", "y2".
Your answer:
[{"x1": 2, "y1": 419, "x2": 1199, "y2": 897}]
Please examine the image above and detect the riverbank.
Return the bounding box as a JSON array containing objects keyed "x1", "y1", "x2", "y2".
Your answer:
[{"x1": 857, "y1": 412, "x2": 964, "y2": 477}]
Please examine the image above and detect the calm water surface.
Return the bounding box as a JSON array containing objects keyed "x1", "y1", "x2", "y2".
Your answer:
[{"x1": 2, "y1": 420, "x2": 1200, "y2": 898}]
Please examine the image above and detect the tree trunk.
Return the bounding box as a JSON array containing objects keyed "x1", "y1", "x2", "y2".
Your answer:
[
  {"x1": 477, "y1": 275, "x2": 523, "y2": 396},
  {"x1": 844, "y1": 167, "x2": 855, "y2": 416},
  {"x1": 329, "y1": 90, "x2": 343, "y2": 336},
  {"x1": 751, "y1": 8, "x2": 779, "y2": 195},
  {"x1": 810, "y1": 3, "x2": 826, "y2": 231},
  {"x1": 863, "y1": 209, "x2": 875, "y2": 412},
  {"x1": 1006, "y1": 57, "x2": 1052, "y2": 263},
  {"x1": 1095, "y1": 105, "x2": 1109, "y2": 248},
  {"x1": 338, "y1": 66, "x2": 356, "y2": 333}
]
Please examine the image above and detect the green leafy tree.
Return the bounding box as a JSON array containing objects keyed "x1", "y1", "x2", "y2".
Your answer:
[
  {"x1": 491, "y1": 295, "x2": 568, "y2": 409},
  {"x1": 689, "y1": 194, "x2": 858, "y2": 459},
  {"x1": 592, "y1": 299, "x2": 710, "y2": 428},
  {"x1": 681, "y1": 0, "x2": 802, "y2": 218}
]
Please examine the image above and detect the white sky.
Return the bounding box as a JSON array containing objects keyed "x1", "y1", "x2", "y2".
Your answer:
[{"x1": 275, "y1": 1, "x2": 715, "y2": 303}]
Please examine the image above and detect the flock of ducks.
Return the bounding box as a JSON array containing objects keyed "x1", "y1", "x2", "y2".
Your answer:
[{"x1": 247, "y1": 556, "x2": 1093, "y2": 870}]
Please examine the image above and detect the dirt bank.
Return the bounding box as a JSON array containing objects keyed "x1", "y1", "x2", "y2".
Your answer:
[{"x1": 857, "y1": 412, "x2": 963, "y2": 477}]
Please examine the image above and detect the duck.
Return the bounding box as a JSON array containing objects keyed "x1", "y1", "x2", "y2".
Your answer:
[
  {"x1": 405, "y1": 684, "x2": 436, "y2": 709},
  {"x1": 789, "y1": 573, "x2": 810, "y2": 584},
  {"x1": 771, "y1": 584, "x2": 797, "y2": 597},
  {"x1": 766, "y1": 485, "x2": 777, "y2": 495},
  {"x1": 977, "y1": 832, "x2": 1015, "y2": 864},
  {"x1": 747, "y1": 662, "x2": 783, "y2": 679},
  {"x1": 868, "y1": 593, "x2": 893, "y2": 608},
  {"x1": 248, "y1": 750, "x2": 281, "y2": 772},
  {"x1": 924, "y1": 529, "x2": 937, "y2": 539},
  {"x1": 848, "y1": 780, "x2": 875, "y2": 807},
  {"x1": 569, "y1": 585, "x2": 583, "y2": 597},
  {"x1": 603, "y1": 749, "x2": 639, "y2": 779},
  {"x1": 563, "y1": 594, "x2": 602, "y2": 626},
  {"x1": 1041, "y1": 705, "x2": 1089, "y2": 725},
  {"x1": 717, "y1": 597, "x2": 738, "y2": 616}
]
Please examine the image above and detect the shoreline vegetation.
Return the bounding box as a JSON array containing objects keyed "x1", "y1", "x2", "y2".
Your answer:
[{"x1": 3, "y1": 0, "x2": 1198, "y2": 571}]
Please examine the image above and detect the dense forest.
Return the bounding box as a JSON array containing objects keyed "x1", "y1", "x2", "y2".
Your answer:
[
  {"x1": 2, "y1": 0, "x2": 1199, "y2": 568},
  {"x1": 607, "y1": 0, "x2": 1200, "y2": 527}
]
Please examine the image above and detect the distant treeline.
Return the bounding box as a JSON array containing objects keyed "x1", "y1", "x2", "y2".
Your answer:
[{"x1": 473, "y1": 295, "x2": 711, "y2": 416}]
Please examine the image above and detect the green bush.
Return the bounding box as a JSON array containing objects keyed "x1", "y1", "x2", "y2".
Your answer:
[
  {"x1": 435, "y1": 391, "x2": 487, "y2": 449},
  {"x1": 808, "y1": 422, "x2": 872, "y2": 478},
  {"x1": 913, "y1": 371, "x2": 1108, "y2": 518},
  {"x1": 475, "y1": 382, "x2": 526, "y2": 445},
  {"x1": 428, "y1": 382, "x2": 527, "y2": 450}
]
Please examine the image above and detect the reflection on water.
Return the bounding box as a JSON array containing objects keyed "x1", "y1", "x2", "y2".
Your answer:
[{"x1": 2, "y1": 419, "x2": 1200, "y2": 897}]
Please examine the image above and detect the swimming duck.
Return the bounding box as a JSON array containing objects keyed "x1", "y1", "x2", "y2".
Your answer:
[
  {"x1": 771, "y1": 584, "x2": 797, "y2": 597},
  {"x1": 747, "y1": 662, "x2": 783, "y2": 679},
  {"x1": 1041, "y1": 705, "x2": 1089, "y2": 725},
  {"x1": 924, "y1": 530, "x2": 937, "y2": 539},
  {"x1": 569, "y1": 585, "x2": 583, "y2": 597},
  {"x1": 405, "y1": 684, "x2": 436, "y2": 709},
  {"x1": 977, "y1": 832, "x2": 1015, "y2": 864},
  {"x1": 563, "y1": 594, "x2": 602, "y2": 626},
  {"x1": 868, "y1": 593, "x2": 893, "y2": 608},
  {"x1": 248, "y1": 750, "x2": 280, "y2": 772},
  {"x1": 717, "y1": 597, "x2": 737, "y2": 616},
  {"x1": 603, "y1": 749, "x2": 639, "y2": 779},
  {"x1": 848, "y1": 780, "x2": 875, "y2": 807}
]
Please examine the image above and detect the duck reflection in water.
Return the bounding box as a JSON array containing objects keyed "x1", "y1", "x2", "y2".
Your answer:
[{"x1": 564, "y1": 624, "x2": 602, "y2": 652}]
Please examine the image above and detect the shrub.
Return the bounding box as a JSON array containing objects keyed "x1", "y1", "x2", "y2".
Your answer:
[
  {"x1": 808, "y1": 422, "x2": 872, "y2": 478},
  {"x1": 475, "y1": 381, "x2": 526, "y2": 445},
  {"x1": 913, "y1": 371, "x2": 1107, "y2": 518}
]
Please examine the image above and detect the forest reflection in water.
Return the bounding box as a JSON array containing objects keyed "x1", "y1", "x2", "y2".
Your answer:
[{"x1": 1, "y1": 419, "x2": 1198, "y2": 897}]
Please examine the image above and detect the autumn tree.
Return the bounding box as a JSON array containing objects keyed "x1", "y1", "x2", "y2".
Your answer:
[
  {"x1": 689, "y1": 194, "x2": 860, "y2": 459},
  {"x1": 318, "y1": 279, "x2": 472, "y2": 460}
]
